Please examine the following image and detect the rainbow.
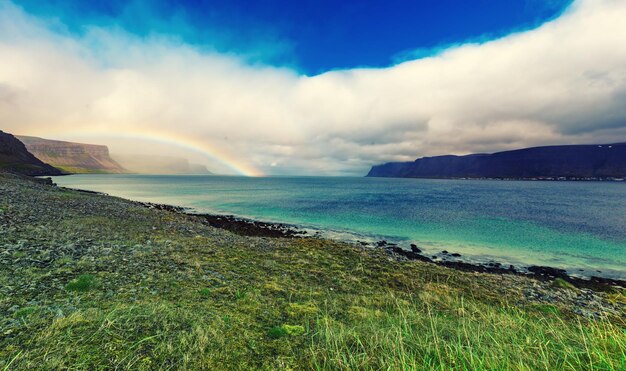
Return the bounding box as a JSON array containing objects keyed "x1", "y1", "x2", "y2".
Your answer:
[{"x1": 47, "y1": 129, "x2": 264, "y2": 177}]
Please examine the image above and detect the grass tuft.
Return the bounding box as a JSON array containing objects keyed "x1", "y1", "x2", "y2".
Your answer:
[
  {"x1": 198, "y1": 288, "x2": 211, "y2": 297},
  {"x1": 65, "y1": 274, "x2": 98, "y2": 292},
  {"x1": 268, "y1": 326, "x2": 289, "y2": 339},
  {"x1": 551, "y1": 278, "x2": 576, "y2": 290},
  {"x1": 268, "y1": 324, "x2": 306, "y2": 339}
]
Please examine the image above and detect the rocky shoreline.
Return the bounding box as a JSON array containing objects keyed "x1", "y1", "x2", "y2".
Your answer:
[
  {"x1": 115, "y1": 195, "x2": 626, "y2": 293},
  {"x1": 2, "y1": 173, "x2": 623, "y2": 317},
  {"x1": 377, "y1": 241, "x2": 626, "y2": 292},
  {"x1": 2, "y1": 170, "x2": 625, "y2": 368},
  {"x1": 46, "y1": 175, "x2": 626, "y2": 292},
  {"x1": 78, "y1": 190, "x2": 626, "y2": 318},
  {"x1": 0, "y1": 173, "x2": 626, "y2": 369}
]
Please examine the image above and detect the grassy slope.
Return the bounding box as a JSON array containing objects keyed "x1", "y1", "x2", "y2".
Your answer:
[{"x1": 0, "y1": 174, "x2": 624, "y2": 369}]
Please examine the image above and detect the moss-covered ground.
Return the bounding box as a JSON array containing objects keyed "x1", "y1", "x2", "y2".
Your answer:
[{"x1": 1, "y1": 173, "x2": 624, "y2": 369}]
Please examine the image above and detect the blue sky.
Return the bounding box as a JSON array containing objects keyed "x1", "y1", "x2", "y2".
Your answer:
[
  {"x1": 13, "y1": 0, "x2": 572, "y2": 74},
  {"x1": 2, "y1": 0, "x2": 626, "y2": 176}
]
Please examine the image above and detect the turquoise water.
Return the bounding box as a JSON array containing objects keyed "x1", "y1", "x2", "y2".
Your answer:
[{"x1": 52, "y1": 175, "x2": 626, "y2": 279}]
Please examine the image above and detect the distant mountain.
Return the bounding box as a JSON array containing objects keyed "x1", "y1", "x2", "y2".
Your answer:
[
  {"x1": 367, "y1": 143, "x2": 626, "y2": 179},
  {"x1": 17, "y1": 136, "x2": 126, "y2": 174},
  {"x1": 112, "y1": 154, "x2": 213, "y2": 175},
  {"x1": 0, "y1": 131, "x2": 62, "y2": 176},
  {"x1": 189, "y1": 163, "x2": 212, "y2": 175}
]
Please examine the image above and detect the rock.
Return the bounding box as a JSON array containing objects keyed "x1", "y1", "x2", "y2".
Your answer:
[
  {"x1": 527, "y1": 266, "x2": 569, "y2": 279},
  {"x1": 410, "y1": 244, "x2": 422, "y2": 253},
  {"x1": 384, "y1": 245, "x2": 432, "y2": 263},
  {"x1": 197, "y1": 214, "x2": 304, "y2": 238}
]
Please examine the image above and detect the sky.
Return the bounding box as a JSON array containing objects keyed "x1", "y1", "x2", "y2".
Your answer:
[
  {"x1": 8, "y1": 0, "x2": 573, "y2": 74},
  {"x1": 1, "y1": 0, "x2": 626, "y2": 176}
]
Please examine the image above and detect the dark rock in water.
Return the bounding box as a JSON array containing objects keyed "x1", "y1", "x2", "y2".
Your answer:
[
  {"x1": 441, "y1": 250, "x2": 449, "y2": 255},
  {"x1": 135, "y1": 201, "x2": 185, "y2": 212},
  {"x1": 372, "y1": 236, "x2": 626, "y2": 292},
  {"x1": 528, "y1": 265, "x2": 569, "y2": 279},
  {"x1": 367, "y1": 142, "x2": 626, "y2": 179},
  {"x1": 439, "y1": 261, "x2": 520, "y2": 276},
  {"x1": 440, "y1": 261, "x2": 492, "y2": 273},
  {"x1": 450, "y1": 253, "x2": 461, "y2": 257},
  {"x1": 586, "y1": 276, "x2": 626, "y2": 291},
  {"x1": 359, "y1": 241, "x2": 368, "y2": 246},
  {"x1": 33, "y1": 177, "x2": 55, "y2": 186},
  {"x1": 385, "y1": 245, "x2": 432, "y2": 263},
  {"x1": 410, "y1": 244, "x2": 422, "y2": 253},
  {"x1": 521, "y1": 266, "x2": 626, "y2": 292},
  {"x1": 376, "y1": 240, "x2": 388, "y2": 247},
  {"x1": 197, "y1": 214, "x2": 304, "y2": 238}
]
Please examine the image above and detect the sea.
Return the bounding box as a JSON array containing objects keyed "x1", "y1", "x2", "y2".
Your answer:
[{"x1": 51, "y1": 175, "x2": 626, "y2": 280}]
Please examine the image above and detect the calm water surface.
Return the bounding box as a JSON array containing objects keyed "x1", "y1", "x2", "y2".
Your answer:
[{"x1": 52, "y1": 175, "x2": 626, "y2": 279}]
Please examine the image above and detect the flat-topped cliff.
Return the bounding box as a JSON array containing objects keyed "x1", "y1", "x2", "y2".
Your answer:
[{"x1": 17, "y1": 136, "x2": 126, "y2": 174}]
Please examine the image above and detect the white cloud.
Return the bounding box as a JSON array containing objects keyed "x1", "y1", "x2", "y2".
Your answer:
[{"x1": 1, "y1": 0, "x2": 625, "y2": 175}]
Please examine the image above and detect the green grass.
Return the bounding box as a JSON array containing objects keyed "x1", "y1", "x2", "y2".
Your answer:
[
  {"x1": 308, "y1": 295, "x2": 626, "y2": 370},
  {"x1": 268, "y1": 325, "x2": 290, "y2": 339},
  {"x1": 65, "y1": 274, "x2": 99, "y2": 292},
  {"x1": 3, "y1": 290, "x2": 624, "y2": 369},
  {"x1": 13, "y1": 306, "x2": 38, "y2": 318},
  {"x1": 268, "y1": 324, "x2": 306, "y2": 339},
  {"x1": 532, "y1": 303, "x2": 561, "y2": 315},
  {"x1": 198, "y1": 288, "x2": 211, "y2": 297},
  {"x1": 1, "y1": 174, "x2": 625, "y2": 369},
  {"x1": 551, "y1": 277, "x2": 577, "y2": 290}
]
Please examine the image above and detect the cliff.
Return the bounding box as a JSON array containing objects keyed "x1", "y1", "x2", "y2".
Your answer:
[
  {"x1": 367, "y1": 143, "x2": 626, "y2": 179},
  {"x1": 17, "y1": 136, "x2": 126, "y2": 174},
  {"x1": 0, "y1": 131, "x2": 63, "y2": 176}
]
